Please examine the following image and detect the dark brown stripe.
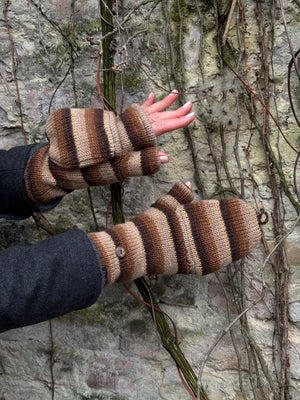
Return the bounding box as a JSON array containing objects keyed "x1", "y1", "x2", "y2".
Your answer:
[
  {"x1": 53, "y1": 109, "x2": 80, "y2": 169},
  {"x1": 168, "y1": 183, "x2": 192, "y2": 205},
  {"x1": 93, "y1": 109, "x2": 112, "y2": 162},
  {"x1": 81, "y1": 164, "x2": 98, "y2": 187},
  {"x1": 120, "y1": 110, "x2": 143, "y2": 151},
  {"x1": 141, "y1": 148, "x2": 160, "y2": 176},
  {"x1": 110, "y1": 158, "x2": 124, "y2": 182},
  {"x1": 219, "y1": 199, "x2": 244, "y2": 261},
  {"x1": 131, "y1": 213, "x2": 164, "y2": 276},
  {"x1": 184, "y1": 202, "x2": 220, "y2": 275}
]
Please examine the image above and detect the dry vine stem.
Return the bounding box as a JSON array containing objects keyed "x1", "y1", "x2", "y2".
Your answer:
[
  {"x1": 196, "y1": 215, "x2": 300, "y2": 398},
  {"x1": 2, "y1": 0, "x2": 300, "y2": 398},
  {"x1": 100, "y1": 1, "x2": 208, "y2": 398}
]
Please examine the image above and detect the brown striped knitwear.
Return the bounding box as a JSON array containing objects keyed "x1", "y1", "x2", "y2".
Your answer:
[
  {"x1": 88, "y1": 182, "x2": 261, "y2": 285},
  {"x1": 46, "y1": 104, "x2": 156, "y2": 169},
  {"x1": 25, "y1": 104, "x2": 160, "y2": 204},
  {"x1": 25, "y1": 145, "x2": 160, "y2": 204}
]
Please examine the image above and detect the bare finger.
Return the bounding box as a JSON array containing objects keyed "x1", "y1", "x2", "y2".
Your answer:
[
  {"x1": 145, "y1": 89, "x2": 179, "y2": 114},
  {"x1": 153, "y1": 112, "x2": 195, "y2": 136},
  {"x1": 141, "y1": 92, "x2": 155, "y2": 109},
  {"x1": 149, "y1": 101, "x2": 193, "y2": 122}
]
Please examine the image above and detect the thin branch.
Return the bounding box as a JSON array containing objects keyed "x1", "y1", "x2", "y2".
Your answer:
[
  {"x1": 278, "y1": 0, "x2": 300, "y2": 80},
  {"x1": 197, "y1": 215, "x2": 299, "y2": 394}
]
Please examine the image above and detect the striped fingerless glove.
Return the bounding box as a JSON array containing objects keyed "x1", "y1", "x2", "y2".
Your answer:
[
  {"x1": 25, "y1": 105, "x2": 160, "y2": 204},
  {"x1": 88, "y1": 182, "x2": 261, "y2": 285}
]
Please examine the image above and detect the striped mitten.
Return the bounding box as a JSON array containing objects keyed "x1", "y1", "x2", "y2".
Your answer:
[
  {"x1": 88, "y1": 182, "x2": 261, "y2": 285},
  {"x1": 25, "y1": 104, "x2": 160, "y2": 204}
]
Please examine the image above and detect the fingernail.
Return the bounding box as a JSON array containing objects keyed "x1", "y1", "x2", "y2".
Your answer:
[
  {"x1": 183, "y1": 101, "x2": 192, "y2": 107},
  {"x1": 168, "y1": 89, "x2": 178, "y2": 96},
  {"x1": 148, "y1": 92, "x2": 154, "y2": 99},
  {"x1": 159, "y1": 155, "x2": 169, "y2": 163},
  {"x1": 185, "y1": 181, "x2": 192, "y2": 189},
  {"x1": 186, "y1": 112, "x2": 195, "y2": 118}
]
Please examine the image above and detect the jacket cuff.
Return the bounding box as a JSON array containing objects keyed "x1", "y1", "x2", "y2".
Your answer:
[{"x1": 0, "y1": 144, "x2": 62, "y2": 220}]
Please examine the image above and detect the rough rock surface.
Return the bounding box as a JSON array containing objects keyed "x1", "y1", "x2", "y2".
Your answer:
[{"x1": 0, "y1": 0, "x2": 299, "y2": 399}]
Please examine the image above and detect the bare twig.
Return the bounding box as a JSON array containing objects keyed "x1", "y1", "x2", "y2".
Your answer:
[
  {"x1": 0, "y1": 66, "x2": 12, "y2": 94},
  {"x1": 222, "y1": 0, "x2": 237, "y2": 44},
  {"x1": 197, "y1": 215, "x2": 299, "y2": 395},
  {"x1": 278, "y1": 0, "x2": 300, "y2": 80}
]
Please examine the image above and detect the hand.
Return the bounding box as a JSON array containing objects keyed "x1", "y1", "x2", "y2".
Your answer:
[
  {"x1": 141, "y1": 90, "x2": 195, "y2": 136},
  {"x1": 141, "y1": 90, "x2": 195, "y2": 164}
]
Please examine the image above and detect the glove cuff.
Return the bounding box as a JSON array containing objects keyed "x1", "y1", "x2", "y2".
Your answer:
[{"x1": 25, "y1": 145, "x2": 68, "y2": 204}]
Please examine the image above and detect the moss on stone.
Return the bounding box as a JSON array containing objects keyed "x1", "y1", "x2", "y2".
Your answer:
[{"x1": 122, "y1": 68, "x2": 144, "y2": 93}]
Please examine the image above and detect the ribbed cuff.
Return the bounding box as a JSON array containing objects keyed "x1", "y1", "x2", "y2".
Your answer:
[
  {"x1": 118, "y1": 104, "x2": 157, "y2": 153},
  {"x1": 25, "y1": 145, "x2": 68, "y2": 205}
]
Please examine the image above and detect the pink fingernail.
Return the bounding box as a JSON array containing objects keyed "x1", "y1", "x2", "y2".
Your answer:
[
  {"x1": 148, "y1": 92, "x2": 154, "y2": 99},
  {"x1": 186, "y1": 112, "x2": 195, "y2": 118},
  {"x1": 168, "y1": 89, "x2": 178, "y2": 96},
  {"x1": 185, "y1": 181, "x2": 192, "y2": 189},
  {"x1": 159, "y1": 155, "x2": 169, "y2": 163},
  {"x1": 183, "y1": 101, "x2": 192, "y2": 107}
]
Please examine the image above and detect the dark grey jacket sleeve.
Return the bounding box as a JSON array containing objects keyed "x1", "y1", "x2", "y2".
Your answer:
[
  {"x1": 0, "y1": 144, "x2": 60, "y2": 220},
  {"x1": 0, "y1": 145, "x2": 106, "y2": 332},
  {"x1": 0, "y1": 229, "x2": 106, "y2": 333}
]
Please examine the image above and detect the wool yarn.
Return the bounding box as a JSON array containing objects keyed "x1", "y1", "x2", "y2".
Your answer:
[
  {"x1": 89, "y1": 182, "x2": 261, "y2": 285},
  {"x1": 46, "y1": 105, "x2": 156, "y2": 169},
  {"x1": 25, "y1": 104, "x2": 160, "y2": 204}
]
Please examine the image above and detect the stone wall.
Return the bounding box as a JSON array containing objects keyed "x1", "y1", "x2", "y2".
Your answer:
[{"x1": 0, "y1": 0, "x2": 299, "y2": 399}]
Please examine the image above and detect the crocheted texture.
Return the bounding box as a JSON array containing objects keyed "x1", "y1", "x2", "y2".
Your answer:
[
  {"x1": 25, "y1": 104, "x2": 160, "y2": 204},
  {"x1": 88, "y1": 182, "x2": 261, "y2": 285}
]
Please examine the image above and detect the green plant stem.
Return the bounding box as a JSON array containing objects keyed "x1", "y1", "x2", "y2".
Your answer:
[
  {"x1": 135, "y1": 278, "x2": 209, "y2": 400},
  {"x1": 100, "y1": 0, "x2": 123, "y2": 225},
  {"x1": 100, "y1": 3, "x2": 209, "y2": 398}
]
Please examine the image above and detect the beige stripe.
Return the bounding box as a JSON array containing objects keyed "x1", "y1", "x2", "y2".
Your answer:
[
  {"x1": 107, "y1": 111, "x2": 122, "y2": 157},
  {"x1": 236, "y1": 202, "x2": 261, "y2": 255},
  {"x1": 248, "y1": 207, "x2": 261, "y2": 246},
  {"x1": 70, "y1": 109, "x2": 95, "y2": 167},
  {"x1": 40, "y1": 162, "x2": 67, "y2": 201},
  {"x1": 119, "y1": 222, "x2": 148, "y2": 279},
  {"x1": 94, "y1": 231, "x2": 122, "y2": 284},
  {"x1": 144, "y1": 207, "x2": 179, "y2": 274},
  {"x1": 116, "y1": 116, "x2": 134, "y2": 153},
  {"x1": 126, "y1": 152, "x2": 142, "y2": 176},
  {"x1": 103, "y1": 111, "x2": 117, "y2": 158},
  {"x1": 178, "y1": 205, "x2": 203, "y2": 274},
  {"x1": 47, "y1": 111, "x2": 67, "y2": 168}
]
